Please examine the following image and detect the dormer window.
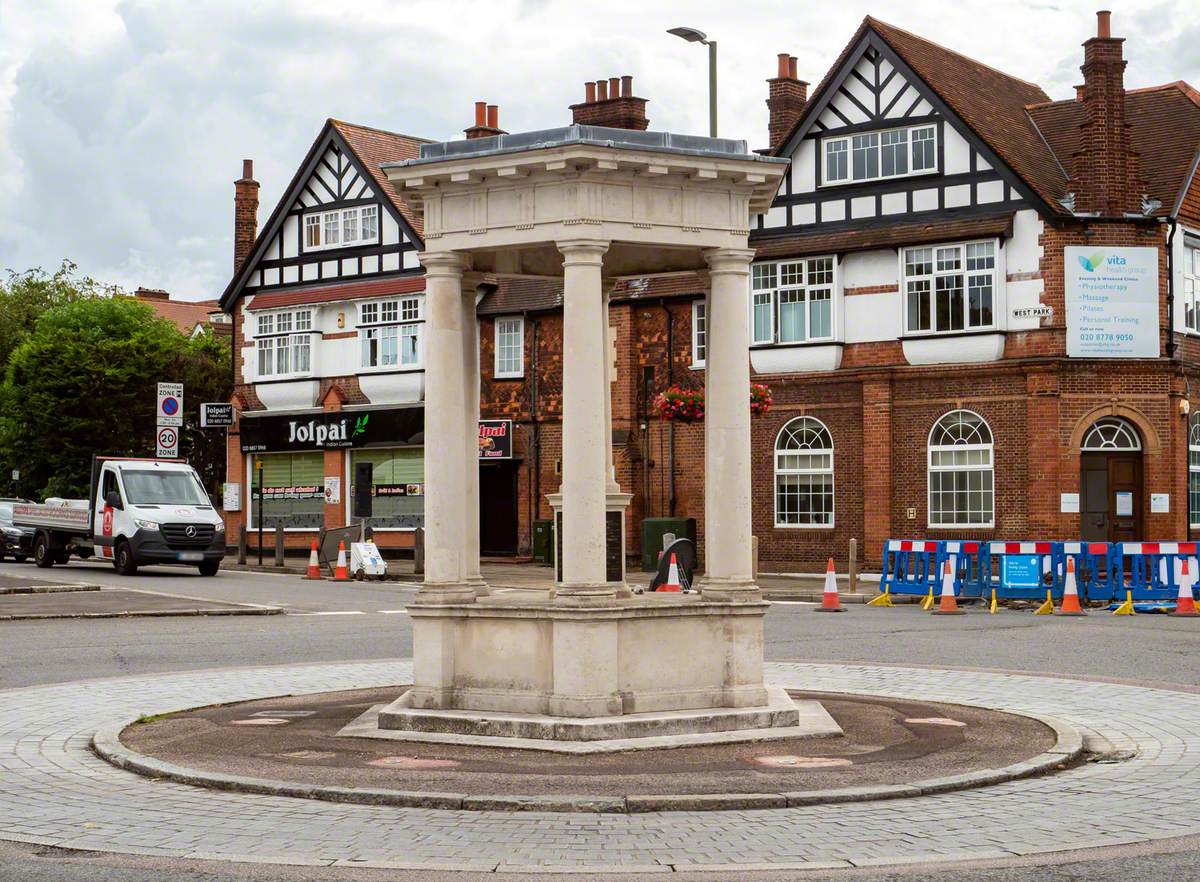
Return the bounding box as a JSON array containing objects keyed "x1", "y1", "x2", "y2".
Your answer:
[
  {"x1": 303, "y1": 205, "x2": 380, "y2": 252},
  {"x1": 823, "y1": 123, "x2": 938, "y2": 186}
]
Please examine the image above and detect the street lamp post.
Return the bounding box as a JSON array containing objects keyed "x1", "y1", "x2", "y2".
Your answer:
[{"x1": 667, "y1": 26, "x2": 717, "y2": 138}]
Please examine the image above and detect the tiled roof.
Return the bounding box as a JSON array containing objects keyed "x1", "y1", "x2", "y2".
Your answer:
[
  {"x1": 330, "y1": 120, "x2": 432, "y2": 238},
  {"x1": 476, "y1": 273, "x2": 706, "y2": 316},
  {"x1": 247, "y1": 276, "x2": 425, "y2": 311},
  {"x1": 1028, "y1": 83, "x2": 1200, "y2": 216},
  {"x1": 131, "y1": 290, "x2": 223, "y2": 334},
  {"x1": 754, "y1": 212, "x2": 1015, "y2": 260}
]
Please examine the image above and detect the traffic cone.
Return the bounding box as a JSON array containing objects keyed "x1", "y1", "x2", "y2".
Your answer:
[
  {"x1": 331, "y1": 540, "x2": 351, "y2": 583},
  {"x1": 931, "y1": 561, "x2": 965, "y2": 615},
  {"x1": 1056, "y1": 557, "x2": 1086, "y2": 616},
  {"x1": 659, "y1": 553, "x2": 683, "y2": 592},
  {"x1": 301, "y1": 540, "x2": 323, "y2": 581},
  {"x1": 815, "y1": 558, "x2": 844, "y2": 612},
  {"x1": 1170, "y1": 559, "x2": 1198, "y2": 618}
]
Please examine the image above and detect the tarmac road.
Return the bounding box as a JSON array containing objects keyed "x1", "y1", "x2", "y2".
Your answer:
[{"x1": 4, "y1": 558, "x2": 1200, "y2": 881}]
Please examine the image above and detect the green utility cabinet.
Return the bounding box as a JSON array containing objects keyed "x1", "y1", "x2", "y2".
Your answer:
[
  {"x1": 532, "y1": 519, "x2": 554, "y2": 566},
  {"x1": 640, "y1": 517, "x2": 697, "y2": 572}
]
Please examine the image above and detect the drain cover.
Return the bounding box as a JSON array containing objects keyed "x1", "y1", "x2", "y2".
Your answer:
[
  {"x1": 904, "y1": 717, "x2": 967, "y2": 727},
  {"x1": 752, "y1": 755, "x2": 853, "y2": 768},
  {"x1": 367, "y1": 756, "x2": 461, "y2": 770}
]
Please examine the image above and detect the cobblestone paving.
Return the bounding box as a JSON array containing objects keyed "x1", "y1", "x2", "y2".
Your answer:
[{"x1": 0, "y1": 660, "x2": 1195, "y2": 873}]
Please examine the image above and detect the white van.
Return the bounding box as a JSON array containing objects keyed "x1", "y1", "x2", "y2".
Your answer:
[{"x1": 13, "y1": 457, "x2": 225, "y2": 576}]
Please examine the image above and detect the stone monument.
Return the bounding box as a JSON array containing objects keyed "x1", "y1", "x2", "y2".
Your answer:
[{"x1": 375, "y1": 125, "x2": 840, "y2": 749}]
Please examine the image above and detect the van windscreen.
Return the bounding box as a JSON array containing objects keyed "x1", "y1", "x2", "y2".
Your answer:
[{"x1": 121, "y1": 471, "x2": 209, "y2": 505}]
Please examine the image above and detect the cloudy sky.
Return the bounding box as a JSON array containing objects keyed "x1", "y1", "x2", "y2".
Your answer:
[{"x1": 1, "y1": 0, "x2": 1197, "y2": 301}]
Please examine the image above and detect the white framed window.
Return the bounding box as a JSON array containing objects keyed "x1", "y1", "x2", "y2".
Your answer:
[
  {"x1": 1081, "y1": 417, "x2": 1141, "y2": 451},
  {"x1": 751, "y1": 257, "x2": 836, "y2": 345},
  {"x1": 253, "y1": 308, "x2": 315, "y2": 379},
  {"x1": 691, "y1": 300, "x2": 707, "y2": 367},
  {"x1": 494, "y1": 316, "x2": 524, "y2": 378},
  {"x1": 303, "y1": 205, "x2": 381, "y2": 252},
  {"x1": 823, "y1": 123, "x2": 938, "y2": 186},
  {"x1": 774, "y1": 417, "x2": 834, "y2": 527},
  {"x1": 903, "y1": 240, "x2": 996, "y2": 335},
  {"x1": 1190, "y1": 414, "x2": 1200, "y2": 529},
  {"x1": 360, "y1": 297, "x2": 422, "y2": 370},
  {"x1": 1185, "y1": 245, "x2": 1200, "y2": 334},
  {"x1": 928, "y1": 410, "x2": 994, "y2": 528}
]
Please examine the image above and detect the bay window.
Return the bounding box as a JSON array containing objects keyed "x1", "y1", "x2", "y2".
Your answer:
[
  {"x1": 303, "y1": 204, "x2": 381, "y2": 252},
  {"x1": 254, "y1": 309, "x2": 314, "y2": 379},
  {"x1": 361, "y1": 297, "x2": 421, "y2": 369},
  {"x1": 824, "y1": 123, "x2": 937, "y2": 185},
  {"x1": 904, "y1": 241, "x2": 996, "y2": 335},
  {"x1": 751, "y1": 257, "x2": 835, "y2": 345}
]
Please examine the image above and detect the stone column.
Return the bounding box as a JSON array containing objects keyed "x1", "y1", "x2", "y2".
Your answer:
[
  {"x1": 415, "y1": 251, "x2": 473, "y2": 604},
  {"x1": 701, "y1": 247, "x2": 760, "y2": 602},
  {"x1": 460, "y1": 278, "x2": 488, "y2": 597},
  {"x1": 556, "y1": 239, "x2": 614, "y2": 604}
]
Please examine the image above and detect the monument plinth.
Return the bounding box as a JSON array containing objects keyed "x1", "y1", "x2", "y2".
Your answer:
[{"x1": 380, "y1": 125, "x2": 835, "y2": 749}]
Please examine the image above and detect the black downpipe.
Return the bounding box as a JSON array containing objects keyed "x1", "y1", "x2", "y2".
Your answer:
[
  {"x1": 1167, "y1": 217, "x2": 1178, "y2": 360},
  {"x1": 529, "y1": 317, "x2": 541, "y2": 552},
  {"x1": 660, "y1": 300, "x2": 676, "y2": 517}
]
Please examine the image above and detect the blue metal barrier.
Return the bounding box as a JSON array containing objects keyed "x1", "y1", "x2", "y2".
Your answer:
[
  {"x1": 1056, "y1": 542, "x2": 1118, "y2": 602},
  {"x1": 1114, "y1": 542, "x2": 1200, "y2": 602},
  {"x1": 880, "y1": 540, "x2": 940, "y2": 597},
  {"x1": 984, "y1": 542, "x2": 1056, "y2": 600}
]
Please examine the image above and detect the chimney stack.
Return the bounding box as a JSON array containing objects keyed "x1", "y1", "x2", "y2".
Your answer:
[
  {"x1": 465, "y1": 101, "x2": 505, "y2": 139},
  {"x1": 1075, "y1": 10, "x2": 1139, "y2": 214},
  {"x1": 569, "y1": 76, "x2": 649, "y2": 130},
  {"x1": 767, "y1": 53, "x2": 807, "y2": 152},
  {"x1": 234, "y1": 159, "x2": 259, "y2": 273}
]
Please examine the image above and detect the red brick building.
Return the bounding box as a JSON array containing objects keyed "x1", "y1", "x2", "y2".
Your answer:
[{"x1": 220, "y1": 13, "x2": 1200, "y2": 573}]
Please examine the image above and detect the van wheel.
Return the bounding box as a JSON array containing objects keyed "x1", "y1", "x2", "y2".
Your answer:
[
  {"x1": 197, "y1": 560, "x2": 220, "y2": 577},
  {"x1": 34, "y1": 535, "x2": 53, "y2": 568},
  {"x1": 114, "y1": 541, "x2": 138, "y2": 576}
]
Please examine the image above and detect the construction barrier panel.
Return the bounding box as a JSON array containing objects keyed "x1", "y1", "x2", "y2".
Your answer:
[
  {"x1": 1056, "y1": 542, "x2": 1118, "y2": 603},
  {"x1": 936, "y1": 541, "x2": 986, "y2": 599},
  {"x1": 984, "y1": 542, "x2": 1056, "y2": 601},
  {"x1": 1115, "y1": 542, "x2": 1200, "y2": 602},
  {"x1": 880, "y1": 540, "x2": 940, "y2": 597}
]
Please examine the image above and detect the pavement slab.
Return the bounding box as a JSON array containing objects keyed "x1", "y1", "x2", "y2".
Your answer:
[{"x1": 0, "y1": 660, "x2": 1192, "y2": 874}]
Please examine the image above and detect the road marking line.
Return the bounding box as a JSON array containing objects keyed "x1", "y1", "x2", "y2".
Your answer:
[
  {"x1": 377, "y1": 609, "x2": 409, "y2": 615},
  {"x1": 288, "y1": 610, "x2": 366, "y2": 616}
]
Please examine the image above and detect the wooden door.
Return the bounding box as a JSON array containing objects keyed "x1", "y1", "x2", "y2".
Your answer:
[
  {"x1": 1107, "y1": 455, "x2": 1142, "y2": 543},
  {"x1": 1080, "y1": 454, "x2": 1109, "y2": 541}
]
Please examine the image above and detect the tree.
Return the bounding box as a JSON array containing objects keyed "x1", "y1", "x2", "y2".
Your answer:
[
  {"x1": 0, "y1": 261, "x2": 119, "y2": 372},
  {"x1": 0, "y1": 297, "x2": 231, "y2": 501}
]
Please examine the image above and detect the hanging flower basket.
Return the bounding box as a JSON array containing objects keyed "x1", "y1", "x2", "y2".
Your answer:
[
  {"x1": 654, "y1": 386, "x2": 705, "y2": 422},
  {"x1": 750, "y1": 383, "x2": 774, "y2": 417},
  {"x1": 653, "y1": 383, "x2": 775, "y2": 422}
]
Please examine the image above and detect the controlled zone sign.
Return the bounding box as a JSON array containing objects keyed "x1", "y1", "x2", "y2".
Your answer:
[
  {"x1": 1064, "y1": 246, "x2": 1159, "y2": 358},
  {"x1": 157, "y1": 382, "x2": 183, "y2": 427},
  {"x1": 156, "y1": 425, "x2": 179, "y2": 459}
]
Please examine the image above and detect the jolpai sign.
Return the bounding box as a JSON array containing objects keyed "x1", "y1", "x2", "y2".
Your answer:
[{"x1": 478, "y1": 420, "x2": 512, "y2": 459}]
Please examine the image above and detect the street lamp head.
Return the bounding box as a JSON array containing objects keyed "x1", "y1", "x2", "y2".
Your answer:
[{"x1": 668, "y1": 26, "x2": 708, "y2": 44}]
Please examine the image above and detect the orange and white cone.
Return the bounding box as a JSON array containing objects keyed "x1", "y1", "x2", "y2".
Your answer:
[
  {"x1": 1170, "y1": 559, "x2": 1198, "y2": 618},
  {"x1": 301, "y1": 540, "x2": 323, "y2": 580},
  {"x1": 815, "y1": 558, "x2": 844, "y2": 612},
  {"x1": 659, "y1": 553, "x2": 683, "y2": 592},
  {"x1": 331, "y1": 540, "x2": 351, "y2": 583},
  {"x1": 1057, "y1": 557, "x2": 1086, "y2": 616},
  {"x1": 931, "y1": 561, "x2": 965, "y2": 615}
]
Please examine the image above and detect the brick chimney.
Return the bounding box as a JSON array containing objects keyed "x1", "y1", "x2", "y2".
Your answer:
[
  {"x1": 1075, "y1": 10, "x2": 1139, "y2": 215},
  {"x1": 465, "y1": 101, "x2": 505, "y2": 139},
  {"x1": 233, "y1": 159, "x2": 259, "y2": 273},
  {"x1": 767, "y1": 53, "x2": 807, "y2": 152},
  {"x1": 569, "y1": 76, "x2": 649, "y2": 130}
]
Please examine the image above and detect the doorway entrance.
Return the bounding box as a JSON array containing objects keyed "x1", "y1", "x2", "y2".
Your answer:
[
  {"x1": 1079, "y1": 418, "x2": 1143, "y2": 543},
  {"x1": 479, "y1": 462, "x2": 519, "y2": 556}
]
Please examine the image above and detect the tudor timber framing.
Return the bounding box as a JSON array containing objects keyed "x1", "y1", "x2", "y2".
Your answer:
[{"x1": 219, "y1": 121, "x2": 425, "y2": 311}]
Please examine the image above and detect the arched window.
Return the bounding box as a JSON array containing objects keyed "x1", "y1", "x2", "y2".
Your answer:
[
  {"x1": 774, "y1": 417, "x2": 834, "y2": 527},
  {"x1": 928, "y1": 410, "x2": 994, "y2": 527},
  {"x1": 1081, "y1": 417, "x2": 1141, "y2": 451},
  {"x1": 1190, "y1": 415, "x2": 1200, "y2": 529}
]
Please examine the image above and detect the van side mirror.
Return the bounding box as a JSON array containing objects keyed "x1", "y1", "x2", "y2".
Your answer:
[{"x1": 105, "y1": 490, "x2": 122, "y2": 510}]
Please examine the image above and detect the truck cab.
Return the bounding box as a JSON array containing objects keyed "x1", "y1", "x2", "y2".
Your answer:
[{"x1": 94, "y1": 459, "x2": 225, "y2": 575}]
